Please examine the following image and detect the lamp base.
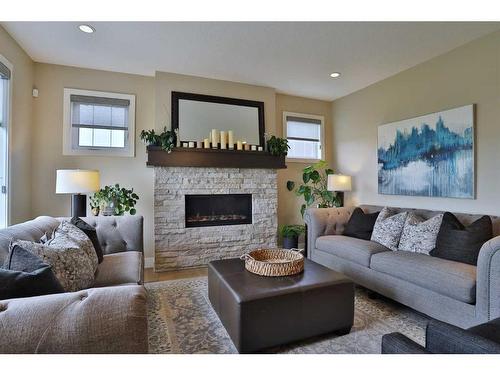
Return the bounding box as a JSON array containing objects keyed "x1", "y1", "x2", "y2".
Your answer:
[
  {"x1": 71, "y1": 194, "x2": 87, "y2": 218},
  {"x1": 336, "y1": 192, "x2": 345, "y2": 207}
]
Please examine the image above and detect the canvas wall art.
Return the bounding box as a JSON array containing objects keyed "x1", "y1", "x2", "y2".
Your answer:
[{"x1": 378, "y1": 105, "x2": 474, "y2": 198}]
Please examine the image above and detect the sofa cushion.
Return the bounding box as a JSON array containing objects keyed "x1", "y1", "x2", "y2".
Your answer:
[
  {"x1": 315, "y1": 235, "x2": 390, "y2": 267},
  {"x1": 370, "y1": 251, "x2": 477, "y2": 303},
  {"x1": 94, "y1": 251, "x2": 143, "y2": 287},
  {"x1": 70, "y1": 217, "x2": 104, "y2": 263}
]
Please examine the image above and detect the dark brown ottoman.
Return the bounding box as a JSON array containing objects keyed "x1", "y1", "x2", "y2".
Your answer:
[{"x1": 208, "y1": 258, "x2": 354, "y2": 353}]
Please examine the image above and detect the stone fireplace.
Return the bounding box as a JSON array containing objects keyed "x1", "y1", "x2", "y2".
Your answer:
[{"x1": 154, "y1": 167, "x2": 277, "y2": 271}]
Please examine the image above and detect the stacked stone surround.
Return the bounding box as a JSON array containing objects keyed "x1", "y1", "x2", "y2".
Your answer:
[{"x1": 154, "y1": 167, "x2": 278, "y2": 271}]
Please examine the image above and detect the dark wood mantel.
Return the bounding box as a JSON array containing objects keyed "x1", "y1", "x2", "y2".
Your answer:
[{"x1": 146, "y1": 146, "x2": 287, "y2": 169}]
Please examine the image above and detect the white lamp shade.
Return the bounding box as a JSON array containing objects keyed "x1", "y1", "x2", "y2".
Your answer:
[
  {"x1": 327, "y1": 174, "x2": 352, "y2": 192},
  {"x1": 56, "y1": 169, "x2": 100, "y2": 194}
]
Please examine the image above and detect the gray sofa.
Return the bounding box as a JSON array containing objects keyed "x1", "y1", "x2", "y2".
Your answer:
[
  {"x1": 304, "y1": 205, "x2": 500, "y2": 328},
  {"x1": 0, "y1": 215, "x2": 148, "y2": 354}
]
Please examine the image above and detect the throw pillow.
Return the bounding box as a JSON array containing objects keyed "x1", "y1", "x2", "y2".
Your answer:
[
  {"x1": 0, "y1": 245, "x2": 64, "y2": 300},
  {"x1": 431, "y1": 212, "x2": 493, "y2": 265},
  {"x1": 398, "y1": 213, "x2": 444, "y2": 254},
  {"x1": 51, "y1": 221, "x2": 99, "y2": 273},
  {"x1": 70, "y1": 217, "x2": 104, "y2": 263},
  {"x1": 343, "y1": 207, "x2": 380, "y2": 240},
  {"x1": 13, "y1": 237, "x2": 96, "y2": 292},
  {"x1": 371, "y1": 207, "x2": 408, "y2": 251}
]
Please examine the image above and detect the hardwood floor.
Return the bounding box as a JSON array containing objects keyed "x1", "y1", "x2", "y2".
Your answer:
[{"x1": 144, "y1": 267, "x2": 208, "y2": 283}]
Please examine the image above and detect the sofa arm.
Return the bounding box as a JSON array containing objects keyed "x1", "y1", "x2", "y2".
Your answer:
[
  {"x1": 381, "y1": 333, "x2": 429, "y2": 354},
  {"x1": 426, "y1": 319, "x2": 500, "y2": 354},
  {"x1": 303, "y1": 207, "x2": 354, "y2": 257},
  {"x1": 0, "y1": 285, "x2": 148, "y2": 353},
  {"x1": 476, "y1": 235, "x2": 500, "y2": 322}
]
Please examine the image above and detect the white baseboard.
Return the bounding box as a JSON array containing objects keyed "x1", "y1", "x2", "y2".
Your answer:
[{"x1": 144, "y1": 256, "x2": 154, "y2": 269}]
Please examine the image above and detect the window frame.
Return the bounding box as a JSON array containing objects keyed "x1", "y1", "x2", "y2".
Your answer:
[
  {"x1": 63, "y1": 88, "x2": 136, "y2": 157},
  {"x1": 283, "y1": 111, "x2": 325, "y2": 163},
  {"x1": 0, "y1": 54, "x2": 12, "y2": 228}
]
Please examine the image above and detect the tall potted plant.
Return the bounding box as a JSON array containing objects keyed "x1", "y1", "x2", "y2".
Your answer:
[{"x1": 286, "y1": 160, "x2": 340, "y2": 217}]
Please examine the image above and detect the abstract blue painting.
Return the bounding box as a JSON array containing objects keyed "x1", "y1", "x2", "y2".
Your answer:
[{"x1": 378, "y1": 105, "x2": 474, "y2": 198}]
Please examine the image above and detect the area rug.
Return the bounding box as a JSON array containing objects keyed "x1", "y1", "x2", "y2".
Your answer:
[{"x1": 146, "y1": 277, "x2": 427, "y2": 354}]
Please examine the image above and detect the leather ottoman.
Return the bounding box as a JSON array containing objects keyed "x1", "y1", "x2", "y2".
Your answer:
[{"x1": 208, "y1": 258, "x2": 354, "y2": 353}]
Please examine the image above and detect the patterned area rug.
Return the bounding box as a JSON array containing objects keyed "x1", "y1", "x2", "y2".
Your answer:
[{"x1": 146, "y1": 277, "x2": 427, "y2": 354}]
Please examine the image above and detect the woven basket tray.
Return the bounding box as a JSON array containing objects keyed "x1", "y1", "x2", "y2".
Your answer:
[{"x1": 240, "y1": 248, "x2": 304, "y2": 277}]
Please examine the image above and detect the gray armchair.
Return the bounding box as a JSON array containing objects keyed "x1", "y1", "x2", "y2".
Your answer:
[{"x1": 382, "y1": 318, "x2": 500, "y2": 354}]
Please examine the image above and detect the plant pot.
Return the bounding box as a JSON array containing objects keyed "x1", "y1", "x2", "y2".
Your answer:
[
  {"x1": 101, "y1": 200, "x2": 118, "y2": 216},
  {"x1": 282, "y1": 236, "x2": 299, "y2": 249}
]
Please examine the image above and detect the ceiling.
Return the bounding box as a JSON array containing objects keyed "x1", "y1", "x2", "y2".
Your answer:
[{"x1": 3, "y1": 22, "x2": 499, "y2": 100}]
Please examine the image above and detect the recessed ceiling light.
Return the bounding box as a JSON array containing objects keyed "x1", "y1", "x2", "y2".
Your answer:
[
  {"x1": 78, "y1": 24, "x2": 95, "y2": 34},
  {"x1": 330, "y1": 72, "x2": 341, "y2": 78}
]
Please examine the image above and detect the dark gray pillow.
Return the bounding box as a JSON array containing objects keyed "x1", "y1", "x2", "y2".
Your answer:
[
  {"x1": 343, "y1": 207, "x2": 380, "y2": 240},
  {"x1": 0, "y1": 245, "x2": 64, "y2": 300},
  {"x1": 70, "y1": 216, "x2": 104, "y2": 263},
  {"x1": 431, "y1": 212, "x2": 493, "y2": 265}
]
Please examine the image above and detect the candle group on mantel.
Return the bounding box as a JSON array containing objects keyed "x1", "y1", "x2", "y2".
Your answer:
[{"x1": 184, "y1": 128, "x2": 263, "y2": 151}]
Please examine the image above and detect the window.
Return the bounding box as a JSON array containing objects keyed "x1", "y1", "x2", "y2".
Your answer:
[
  {"x1": 63, "y1": 89, "x2": 135, "y2": 156},
  {"x1": 0, "y1": 56, "x2": 11, "y2": 229},
  {"x1": 283, "y1": 112, "x2": 324, "y2": 162}
]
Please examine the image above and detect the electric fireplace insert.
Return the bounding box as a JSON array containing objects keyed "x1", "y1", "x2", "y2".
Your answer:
[{"x1": 185, "y1": 194, "x2": 252, "y2": 228}]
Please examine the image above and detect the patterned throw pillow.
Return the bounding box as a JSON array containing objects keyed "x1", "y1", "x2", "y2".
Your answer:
[
  {"x1": 371, "y1": 207, "x2": 408, "y2": 251},
  {"x1": 398, "y1": 213, "x2": 444, "y2": 254},
  {"x1": 50, "y1": 221, "x2": 99, "y2": 274},
  {"x1": 13, "y1": 234, "x2": 96, "y2": 292}
]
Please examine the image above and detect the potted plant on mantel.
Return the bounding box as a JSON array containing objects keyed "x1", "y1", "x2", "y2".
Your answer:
[
  {"x1": 140, "y1": 127, "x2": 177, "y2": 153},
  {"x1": 279, "y1": 224, "x2": 305, "y2": 249}
]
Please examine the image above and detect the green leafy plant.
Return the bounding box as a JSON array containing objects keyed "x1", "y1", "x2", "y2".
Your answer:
[
  {"x1": 286, "y1": 160, "x2": 340, "y2": 217},
  {"x1": 266, "y1": 136, "x2": 290, "y2": 156},
  {"x1": 140, "y1": 127, "x2": 177, "y2": 153},
  {"x1": 279, "y1": 224, "x2": 305, "y2": 239},
  {"x1": 91, "y1": 184, "x2": 139, "y2": 216}
]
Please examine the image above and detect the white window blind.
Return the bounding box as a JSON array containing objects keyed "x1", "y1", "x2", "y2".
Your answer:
[
  {"x1": 285, "y1": 114, "x2": 323, "y2": 161},
  {"x1": 71, "y1": 95, "x2": 130, "y2": 149}
]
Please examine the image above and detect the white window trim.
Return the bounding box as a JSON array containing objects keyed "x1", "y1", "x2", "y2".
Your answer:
[
  {"x1": 0, "y1": 53, "x2": 13, "y2": 227},
  {"x1": 63, "y1": 88, "x2": 136, "y2": 157},
  {"x1": 283, "y1": 111, "x2": 325, "y2": 163}
]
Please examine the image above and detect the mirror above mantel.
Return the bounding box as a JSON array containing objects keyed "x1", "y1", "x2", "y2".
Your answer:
[{"x1": 171, "y1": 91, "x2": 265, "y2": 147}]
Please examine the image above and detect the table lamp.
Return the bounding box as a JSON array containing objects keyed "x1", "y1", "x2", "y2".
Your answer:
[
  {"x1": 56, "y1": 169, "x2": 100, "y2": 217},
  {"x1": 327, "y1": 174, "x2": 352, "y2": 207}
]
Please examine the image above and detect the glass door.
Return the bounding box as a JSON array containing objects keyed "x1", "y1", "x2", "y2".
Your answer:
[{"x1": 0, "y1": 58, "x2": 11, "y2": 229}]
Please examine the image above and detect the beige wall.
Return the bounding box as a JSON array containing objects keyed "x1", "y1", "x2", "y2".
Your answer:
[
  {"x1": 275, "y1": 94, "x2": 333, "y2": 227},
  {"x1": 0, "y1": 26, "x2": 34, "y2": 224},
  {"x1": 331, "y1": 30, "x2": 500, "y2": 215},
  {"x1": 31, "y1": 63, "x2": 156, "y2": 261}
]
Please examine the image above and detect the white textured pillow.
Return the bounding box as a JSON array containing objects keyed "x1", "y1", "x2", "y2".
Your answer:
[
  {"x1": 371, "y1": 207, "x2": 408, "y2": 251},
  {"x1": 398, "y1": 213, "x2": 444, "y2": 254},
  {"x1": 14, "y1": 232, "x2": 96, "y2": 292}
]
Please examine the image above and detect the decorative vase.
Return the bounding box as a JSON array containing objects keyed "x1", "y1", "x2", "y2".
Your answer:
[
  {"x1": 282, "y1": 236, "x2": 299, "y2": 249},
  {"x1": 101, "y1": 200, "x2": 117, "y2": 216}
]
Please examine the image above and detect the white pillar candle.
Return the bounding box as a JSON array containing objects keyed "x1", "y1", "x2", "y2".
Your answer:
[
  {"x1": 220, "y1": 131, "x2": 227, "y2": 149},
  {"x1": 211, "y1": 129, "x2": 219, "y2": 148},
  {"x1": 188, "y1": 141, "x2": 195, "y2": 148},
  {"x1": 243, "y1": 142, "x2": 250, "y2": 151},
  {"x1": 251, "y1": 145, "x2": 257, "y2": 151},
  {"x1": 236, "y1": 141, "x2": 243, "y2": 150},
  {"x1": 228, "y1": 130, "x2": 234, "y2": 149},
  {"x1": 204, "y1": 138, "x2": 210, "y2": 149},
  {"x1": 258, "y1": 146, "x2": 263, "y2": 151},
  {"x1": 182, "y1": 142, "x2": 188, "y2": 147},
  {"x1": 197, "y1": 141, "x2": 203, "y2": 148}
]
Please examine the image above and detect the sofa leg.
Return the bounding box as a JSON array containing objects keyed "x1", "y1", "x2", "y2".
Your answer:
[{"x1": 335, "y1": 326, "x2": 352, "y2": 336}]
